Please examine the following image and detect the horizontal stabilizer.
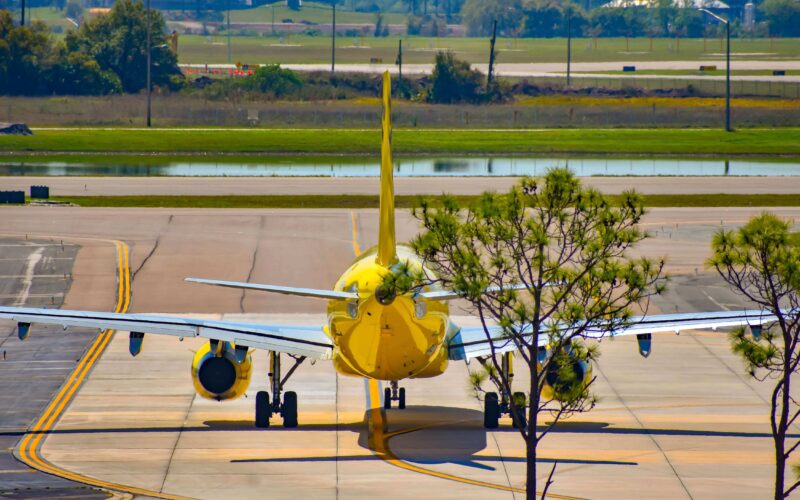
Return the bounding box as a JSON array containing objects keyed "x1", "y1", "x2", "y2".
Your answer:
[
  {"x1": 185, "y1": 278, "x2": 358, "y2": 301},
  {"x1": 419, "y1": 283, "x2": 538, "y2": 301}
]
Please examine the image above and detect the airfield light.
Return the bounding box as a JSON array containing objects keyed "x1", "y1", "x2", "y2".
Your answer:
[{"x1": 699, "y1": 8, "x2": 731, "y2": 132}]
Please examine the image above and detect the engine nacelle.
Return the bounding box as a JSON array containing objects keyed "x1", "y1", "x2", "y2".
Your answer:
[
  {"x1": 540, "y1": 356, "x2": 593, "y2": 403},
  {"x1": 191, "y1": 341, "x2": 253, "y2": 401}
]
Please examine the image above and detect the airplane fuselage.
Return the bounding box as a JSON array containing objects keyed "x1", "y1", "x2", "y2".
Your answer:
[{"x1": 327, "y1": 245, "x2": 452, "y2": 381}]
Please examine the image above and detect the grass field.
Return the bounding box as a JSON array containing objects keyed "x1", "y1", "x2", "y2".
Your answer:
[
  {"x1": 176, "y1": 35, "x2": 800, "y2": 65},
  {"x1": 42, "y1": 193, "x2": 800, "y2": 209},
  {"x1": 2, "y1": 128, "x2": 800, "y2": 157}
]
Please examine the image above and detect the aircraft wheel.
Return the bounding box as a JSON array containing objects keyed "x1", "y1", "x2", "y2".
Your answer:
[
  {"x1": 255, "y1": 391, "x2": 271, "y2": 428},
  {"x1": 282, "y1": 391, "x2": 298, "y2": 428},
  {"x1": 484, "y1": 392, "x2": 500, "y2": 429},
  {"x1": 398, "y1": 387, "x2": 406, "y2": 410},
  {"x1": 384, "y1": 387, "x2": 392, "y2": 409}
]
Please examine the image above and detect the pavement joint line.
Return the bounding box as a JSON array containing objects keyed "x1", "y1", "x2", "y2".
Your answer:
[
  {"x1": 348, "y1": 210, "x2": 582, "y2": 499},
  {"x1": 12, "y1": 239, "x2": 192, "y2": 500},
  {"x1": 594, "y1": 361, "x2": 694, "y2": 500}
]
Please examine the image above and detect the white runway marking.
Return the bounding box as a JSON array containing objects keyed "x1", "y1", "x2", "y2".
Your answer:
[{"x1": 14, "y1": 248, "x2": 43, "y2": 307}]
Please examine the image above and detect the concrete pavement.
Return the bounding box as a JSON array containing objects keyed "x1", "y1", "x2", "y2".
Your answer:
[
  {"x1": 2, "y1": 176, "x2": 800, "y2": 197},
  {"x1": 0, "y1": 207, "x2": 799, "y2": 498}
]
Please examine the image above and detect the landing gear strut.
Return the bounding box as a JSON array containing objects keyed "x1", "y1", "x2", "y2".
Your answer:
[
  {"x1": 383, "y1": 380, "x2": 406, "y2": 410},
  {"x1": 480, "y1": 352, "x2": 527, "y2": 430},
  {"x1": 255, "y1": 351, "x2": 305, "y2": 428}
]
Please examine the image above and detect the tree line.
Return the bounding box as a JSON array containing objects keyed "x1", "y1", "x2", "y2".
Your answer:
[
  {"x1": 0, "y1": 0, "x2": 180, "y2": 95},
  {"x1": 460, "y1": 0, "x2": 800, "y2": 38}
]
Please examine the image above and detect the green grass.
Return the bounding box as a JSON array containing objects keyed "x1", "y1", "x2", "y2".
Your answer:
[
  {"x1": 229, "y1": 2, "x2": 406, "y2": 25},
  {"x1": 45, "y1": 193, "x2": 800, "y2": 209},
  {"x1": 3, "y1": 128, "x2": 800, "y2": 157},
  {"x1": 177, "y1": 35, "x2": 800, "y2": 65}
]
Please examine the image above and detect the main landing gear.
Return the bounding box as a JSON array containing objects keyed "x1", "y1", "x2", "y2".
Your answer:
[
  {"x1": 480, "y1": 352, "x2": 527, "y2": 430},
  {"x1": 255, "y1": 351, "x2": 306, "y2": 428},
  {"x1": 383, "y1": 380, "x2": 406, "y2": 410}
]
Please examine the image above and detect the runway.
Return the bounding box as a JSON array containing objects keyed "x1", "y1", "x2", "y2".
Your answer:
[{"x1": 1, "y1": 206, "x2": 799, "y2": 499}]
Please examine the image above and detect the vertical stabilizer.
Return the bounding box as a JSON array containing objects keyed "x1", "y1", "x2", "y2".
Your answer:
[{"x1": 377, "y1": 71, "x2": 396, "y2": 267}]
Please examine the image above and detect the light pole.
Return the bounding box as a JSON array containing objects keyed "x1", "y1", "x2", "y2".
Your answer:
[
  {"x1": 20, "y1": 0, "x2": 25, "y2": 25},
  {"x1": 146, "y1": 0, "x2": 152, "y2": 128},
  {"x1": 699, "y1": 8, "x2": 731, "y2": 132}
]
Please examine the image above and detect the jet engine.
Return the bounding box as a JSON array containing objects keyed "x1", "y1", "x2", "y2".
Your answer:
[
  {"x1": 191, "y1": 340, "x2": 253, "y2": 401},
  {"x1": 540, "y1": 353, "x2": 593, "y2": 402}
]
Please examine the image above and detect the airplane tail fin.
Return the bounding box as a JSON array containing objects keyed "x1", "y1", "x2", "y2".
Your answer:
[{"x1": 377, "y1": 71, "x2": 396, "y2": 267}]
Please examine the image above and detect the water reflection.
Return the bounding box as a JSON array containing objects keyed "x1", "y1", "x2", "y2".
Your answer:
[{"x1": 1, "y1": 157, "x2": 799, "y2": 177}]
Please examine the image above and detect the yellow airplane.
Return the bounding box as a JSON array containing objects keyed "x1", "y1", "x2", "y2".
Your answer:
[{"x1": 0, "y1": 72, "x2": 775, "y2": 429}]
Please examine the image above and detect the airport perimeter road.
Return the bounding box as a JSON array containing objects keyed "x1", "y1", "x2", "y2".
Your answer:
[
  {"x1": 0, "y1": 207, "x2": 798, "y2": 499},
  {"x1": 0, "y1": 237, "x2": 111, "y2": 498},
  {"x1": 195, "y1": 60, "x2": 800, "y2": 79},
  {"x1": 2, "y1": 176, "x2": 800, "y2": 197}
]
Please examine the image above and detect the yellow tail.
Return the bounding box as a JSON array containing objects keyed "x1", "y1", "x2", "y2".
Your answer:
[{"x1": 377, "y1": 71, "x2": 396, "y2": 267}]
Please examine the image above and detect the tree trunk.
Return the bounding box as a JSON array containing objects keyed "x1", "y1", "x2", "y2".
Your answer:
[
  {"x1": 775, "y1": 436, "x2": 785, "y2": 500},
  {"x1": 527, "y1": 359, "x2": 538, "y2": 499}
]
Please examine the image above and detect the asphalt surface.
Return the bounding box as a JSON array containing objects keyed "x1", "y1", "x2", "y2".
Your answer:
[
  {"x1": 2, "y1": 176, "x2": 800, "y2": 197},
  {"x1": 0, "y1": 238, "x2": 107, "y2": 498}
]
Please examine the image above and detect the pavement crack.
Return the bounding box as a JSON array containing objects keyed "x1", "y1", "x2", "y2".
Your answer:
[
  {"x1": 159, "y1": 392, "x2": 196, "y2": 495},
  {"x1": 240, "y1": 216, "x2": 264, "y2": 313},
  {"x1": 131, "y1": 215, "x2": 173, "y2": 285},
  {"x1": 594, "y1": 361, "x2": 694, "y2": 500}
]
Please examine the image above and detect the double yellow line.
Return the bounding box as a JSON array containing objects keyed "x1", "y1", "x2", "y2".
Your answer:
[{"x1": 16, "y1": 240, "x2": 189, "y2": 500}]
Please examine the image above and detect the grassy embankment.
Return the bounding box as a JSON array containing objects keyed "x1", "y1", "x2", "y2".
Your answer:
[
  {"x1": 3, "y1": 128, "x2": 800, "y2": 157},
  {"x1": 45, "y1": 194, "x2": 800, "y2": 209}
]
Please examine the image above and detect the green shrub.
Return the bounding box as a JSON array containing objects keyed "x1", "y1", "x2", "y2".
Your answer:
[
  {"x1": 242, "y1": 65, "x2": 303, "y2": 97},
  {"x1": 427, "y1": 51, "x2": 485, "y2": 104}
]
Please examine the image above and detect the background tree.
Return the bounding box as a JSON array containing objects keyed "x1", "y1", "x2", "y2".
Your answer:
[
  {"x1": 426, "y1": 50, "x2": 484, "y2": 103},
  {"x1": 0, "y1": 14, "x2": 52, "y2": 95},
  {"x1": 461, "y1": 0, "x2": 521, "y2": 36},
  {"x1": 63, "y1": 0, "x2": 181, "y2": 93},
  {"x1": 394, "y1": 169, "x2": 665, "y2": 498},
  {"x1": 760, "y1": 0, "x2": 800, "y2": 37},
  {"x1": 710, "y1": 213, "x2": 800, "y2": 499}
]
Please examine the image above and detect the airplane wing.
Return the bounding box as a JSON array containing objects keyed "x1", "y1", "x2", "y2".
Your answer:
[
  {"x1": 447, "y1": 309, "x2": 777, "y2": 361},
  {"x1": 185, "y1": 278, "x2": 358, "y2": 301},
  {"x1": 0, "y1": 306, "x2": 332, "y2": 359}
]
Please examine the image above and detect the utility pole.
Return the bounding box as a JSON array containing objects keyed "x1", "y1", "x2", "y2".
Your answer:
[
  {"x1": 331, "y1": 2, "x2": 336, "y2": 74},
  {"x1": 20, "y1": 0, "x2": 25, "y2": 26},
  {"x1": 699, "y1": 9, "x2": 731, "y2": 132},
  {"x1": 396, "y1": 39, "x2": 403, "y2": 83},
  {"x1": 487, "y1": 19, "x2": 497, "y2": 86},
  {"x1": 146, "y1": 0, "x2": 152, "y2": 128},
  {"x1": 227, "y1": 0, "x2": 231, "y2": 64},
  {"x1": 566, "y1": 11, "x2": 572, "y2": 87}
]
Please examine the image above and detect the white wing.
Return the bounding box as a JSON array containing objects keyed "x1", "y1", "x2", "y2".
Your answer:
[
  {"x1": 447, "y1": 309, "x2": 777, "y2": 361},
  {"x1": 0, "y1": 306, "x2": 332, "y2": 359}
]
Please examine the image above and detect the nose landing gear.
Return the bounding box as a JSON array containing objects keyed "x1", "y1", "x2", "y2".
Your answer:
[
  {"x1": 383, "y1": 380, "x2": 406, "y2": 409},
  {"x1": 255, "y1": 351, "x2": 305, "y2": 428}
]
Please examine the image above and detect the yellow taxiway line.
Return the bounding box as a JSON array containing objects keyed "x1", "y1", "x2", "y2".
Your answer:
[
  {"x1": 15, "y1": 240, "x2": 190, "y2": 500},
  {"x1": 349, "y1": 211, "x2": 582, "y2": 500}
]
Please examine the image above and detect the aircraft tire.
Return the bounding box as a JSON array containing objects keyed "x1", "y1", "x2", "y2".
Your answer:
[
  {"x1": 484, "y1": 392, "x2": 500, "y2": 429},
  {"x1": 384, "y1": 387, "x2": 392, "y2": 409},
  {"x1": 398, "y1": 387, "x2": 406, "y2": 409},
  {"x1": 283, "y1": 391, "x2": 298, "y2": 428},
  {"x1": 255, "y1": 391, "x2": 271, "y2": 428}
]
